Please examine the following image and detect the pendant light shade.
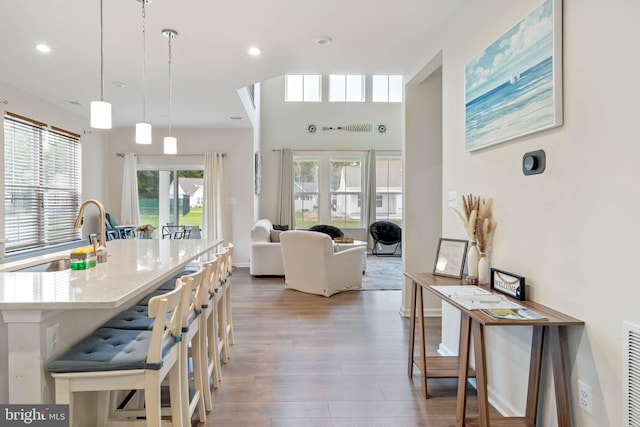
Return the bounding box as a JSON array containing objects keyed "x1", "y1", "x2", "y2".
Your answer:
[
  {"x1": 91, "y1": 0, "x2": 112, "y2": 129},
  {"x1": 162, "y1": 29, "x2": 178, "y2": 155},
  {"x1": 91, "y1": 100, "x2": 112, "y2": 129},
  {"x1": 136, "y1": 122, "x2": 152, "y2": 144},
  {"x1": 135, "y1": 0, "x2": 152, "y2": 144},
  {"x1": 163, "y1": 136, "x2": 177, "y2": 154}
]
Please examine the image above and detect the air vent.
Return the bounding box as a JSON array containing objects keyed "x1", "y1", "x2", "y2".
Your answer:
[{"x1": 624, "y1": 321, "x2": 640, "y2": 426}]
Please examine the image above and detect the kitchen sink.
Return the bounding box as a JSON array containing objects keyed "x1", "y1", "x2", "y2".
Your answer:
[{"x1": 13, "y1": 258, "x2": 71, "y2": 272}]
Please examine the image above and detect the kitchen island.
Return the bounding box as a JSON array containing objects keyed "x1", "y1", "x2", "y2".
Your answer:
[{"x1": 0, "y1": 238, "x2": 223, "y2": 404}]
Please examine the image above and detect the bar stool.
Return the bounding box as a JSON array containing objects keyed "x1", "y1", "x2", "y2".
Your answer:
[
  {"x1": 175, "y1": 267, "x2": 210, "y2": 425},
  {"x1": 223, "y1": 243, "x2": 235, "y2": 347},
  {"x1": 198, "y1": 255, "x2": 223, "y2": 412},
  {"x1": 48, "y1": 283, "x2": 185, "y2": 427},
  {"x1": 215, "y1": 248, "x2": 231, "y2": 365},
  {"x1": 100, "y1": 267, "x2": 209, "y2": 425}
]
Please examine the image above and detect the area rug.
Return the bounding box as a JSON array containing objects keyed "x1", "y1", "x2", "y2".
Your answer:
[{"x1": 361, "y1": 256, "x2": 403, "y2": 290}]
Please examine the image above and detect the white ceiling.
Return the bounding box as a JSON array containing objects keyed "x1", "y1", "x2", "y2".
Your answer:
[{"x1": 0, "y1": 0, "x2": 464, "y2": 129}]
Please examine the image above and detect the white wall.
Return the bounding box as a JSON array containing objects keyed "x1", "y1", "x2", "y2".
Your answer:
[
  {"x1": 409, "y1": 1, "x2": 640, "y2": 425},
  {"x1": 404, "y1": 68, "x2": 443, "y2": 316},
  {"x1": 237, "y1": 83, "x2": 262, "y2": 222},
  {"x1": 258, "y1": 75, "x2": 403, "y2": 231},
  {"x1": 0, "y1": 81, "x2": 106, "y2": 403},
  {"x1": 103, "y1": 128, "x2": 254, "y2": 266}
]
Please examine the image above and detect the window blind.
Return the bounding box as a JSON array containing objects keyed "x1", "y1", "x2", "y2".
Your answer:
[{"x1": 4, "y1": 113, "x2": 81, "y2": 252}]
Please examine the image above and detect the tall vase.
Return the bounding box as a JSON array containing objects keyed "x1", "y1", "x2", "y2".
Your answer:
[
  {"x1": 467, "y1": 241, "x2": 479, "y2": 278},
  {"x1": 478, "y1": 252, "x2": 489, "y2": 284}
]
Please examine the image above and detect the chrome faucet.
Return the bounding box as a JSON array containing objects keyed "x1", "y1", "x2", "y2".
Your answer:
[{"x1": 74, "y1": 199, "x2": 108, "y2": 263}]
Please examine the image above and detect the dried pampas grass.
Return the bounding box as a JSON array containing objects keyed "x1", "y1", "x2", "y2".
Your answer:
[
  {"x1": 475, "y1": 197, "x2": 497, "y2": 254},
  {"x1": 453, "y1": 194, "x2": 497, "y2": 253},
  {"x1": 454, "y1": 194, "x2": 480, "y2": 241}
]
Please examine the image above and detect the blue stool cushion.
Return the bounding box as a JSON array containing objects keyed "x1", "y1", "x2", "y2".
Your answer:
[
  {"x1": 47, "y1": 328, "x2": 173, "y2": 373},
  {"x1": 137, "y1": 289, "x2": 172, "y2": 306},
  {"x1": 158, "y1": 280, "x2": 179, "y2": 291},
  {"x1": 158, "y1": 268, "x2": 199, "y2": 290},
  {"x1": 102, "y1": 306, "x2": 154, "y2": 330}
]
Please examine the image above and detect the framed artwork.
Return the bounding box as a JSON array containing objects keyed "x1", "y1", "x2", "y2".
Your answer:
[
  {"x1": 433, "y1": 238, "x2": 469, "y2": 278},
  {"x1": 465, "y1": 0, "x2": 563, "y2": 151},
  {"x1": 254, "y1": 151, "x2": 262, "y2": 195}
]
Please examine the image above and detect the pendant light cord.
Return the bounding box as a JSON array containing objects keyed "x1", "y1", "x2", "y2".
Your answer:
[
  {"x1": 168, "y1": 35, "x2": 173, "y2": 137},
  {"x1": 100, "y1": 0, "x2": 105, "y2": 102},
  {"x1": 141, "y1": 0, "x2": 147, "y2": 122}
]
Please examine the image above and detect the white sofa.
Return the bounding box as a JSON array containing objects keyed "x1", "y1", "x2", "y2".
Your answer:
[{"x1": 250, "y1": 219, "x2": 285, "y2": 276}]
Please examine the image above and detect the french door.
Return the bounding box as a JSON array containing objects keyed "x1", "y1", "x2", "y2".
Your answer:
[{"x1": 137, "y1": 169, "x2": 204, "y2": 230}]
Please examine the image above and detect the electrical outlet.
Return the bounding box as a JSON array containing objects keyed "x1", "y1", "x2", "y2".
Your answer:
[
  {"x1": 46, "y1": 323, "x2": 59, "y2": 358},
  {"x1": 578, "y1": 379, "x2": 592, "y2": 415},
  {"x1": 448, "y1": 191, "x2": 458, "y2": 208}
]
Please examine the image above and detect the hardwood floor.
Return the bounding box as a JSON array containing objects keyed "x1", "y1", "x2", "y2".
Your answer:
[{"x1": 201, "y1": 268, "x2": 494, "y2": 426}]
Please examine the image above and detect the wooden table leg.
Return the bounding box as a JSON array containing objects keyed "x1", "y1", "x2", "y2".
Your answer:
[
  {"x1": 456, "y1": 313, "x2": 472, "y2": 427},
  {"x1": 471, "y1": 320, "x2": 490, "y2": 427},
  {"x1": 549, "y1": 326, "x2": 572, "y2": 427},
  {"x1": 525, "y1": 326, "x2": 545, "y2": 424},
  {"x1": 417, "y1": 285, "x2": 428, "y2": 398},
  {"x1": 408, "y1": 280, "x2": 417, "y2": 378}
]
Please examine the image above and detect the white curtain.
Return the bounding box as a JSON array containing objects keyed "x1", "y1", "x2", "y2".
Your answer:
[
  {"x1": 203, "y1": 152, "x2": 224, "y2": 241},
  {"x1": 364, "y1": 149, "x2": 377, "y2": 248},
  {"x1": 277, "y1": 149, "x2": 295, "y2": 229},
  {"x1": 120, "y1": 152, "x2": 140, "y2": 225}
]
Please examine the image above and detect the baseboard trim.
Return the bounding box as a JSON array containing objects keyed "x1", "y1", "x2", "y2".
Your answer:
[{"x1": 399, "y1": 307, "x2": 441, "y2": 318}]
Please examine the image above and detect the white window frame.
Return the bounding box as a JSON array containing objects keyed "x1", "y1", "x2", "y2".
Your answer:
[
  {"x1": 372, "y1": 75, "x2": 404, "y2": 102},
  {"x1": 285, "y1": 74, "x2": 322, "y2": 102},
  {"x1": 329, "y1": 74, "x2": 365, "y2": 102},
  {"x1": 293, "y1": 151, "x2": 366, "y2": 229},
  {"x1": 3, "y1": 112, "x2": 82, "y2": 253},
  {"x1": 374, "y1": 154, "x2": 403, "y2": 226}
]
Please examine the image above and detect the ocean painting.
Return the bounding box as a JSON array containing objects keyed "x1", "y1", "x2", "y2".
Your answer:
[{"x1": 465, "y1": 0, "x2": 562, "y2": 151}]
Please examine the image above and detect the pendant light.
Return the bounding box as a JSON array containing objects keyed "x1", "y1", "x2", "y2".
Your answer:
[
  {"x1": 135, "y1": 0, "x2": 152, "y2": 144},
  {"x1": 162, "y1": 29, "x2": 178, "y2": 155},
  {"x1": 90, "y1": 0, "x2": 112, "y2": 129}
]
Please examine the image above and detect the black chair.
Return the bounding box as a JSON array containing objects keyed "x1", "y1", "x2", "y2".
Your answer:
[
  {"x1": 162, "y1": 225, "x2": 186, "y2": 239},
  {"x1": 308, "y1": 225, "x2": 344, "y2": 239},
  {"x1": 369, "y1": 221, "x2": 402, "y2": 256}
]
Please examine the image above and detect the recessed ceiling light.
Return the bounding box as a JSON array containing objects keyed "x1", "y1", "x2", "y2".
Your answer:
[
  {"x1": 315, "y1": 36, "x2": 332, "y2": 46},
  {"x1": 112, "y1": 81, "x2": 126, "y2": 88},
  {"x1": 248, "y1": 47, "x2": 261, "y2": 56},
  {"x1": 36, "y1": 44, "x2": 51, "y2": 53},
  {"x1": 68, "y1": 101, "x2": 83, "y2": 107}
]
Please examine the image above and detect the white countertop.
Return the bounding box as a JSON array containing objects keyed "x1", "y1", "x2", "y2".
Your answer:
[{"x1": 0, "y1": 238, "x2": 222, "y2": 310}]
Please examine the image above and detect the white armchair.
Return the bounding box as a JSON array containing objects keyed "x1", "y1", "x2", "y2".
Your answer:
[{"x1": 280, "y1": 230, "x2": 366, "y2": 297}]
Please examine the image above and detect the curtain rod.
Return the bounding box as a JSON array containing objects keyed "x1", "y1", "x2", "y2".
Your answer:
[
  {"x1": 116, "y1": 152, "x2": 227, "y2": 157},
  {"x1": 272, "y1": 149, "x2": 399, "y2": 153}
]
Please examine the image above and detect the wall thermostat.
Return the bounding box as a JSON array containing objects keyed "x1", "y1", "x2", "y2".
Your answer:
[{"x1": 522, "y1": 149, "x2": 545, "y2": 175}]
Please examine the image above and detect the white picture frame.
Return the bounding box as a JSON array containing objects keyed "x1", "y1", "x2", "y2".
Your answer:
[
  {"x1": 465, "y1": 0, "x2": 563, "y2": 151},
  {"x1": 433, "y1": 238, "x2": 469, "y2": 279}
]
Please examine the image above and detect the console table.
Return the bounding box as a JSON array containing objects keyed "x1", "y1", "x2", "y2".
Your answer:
[{"x1": 405, "y1": 272, "x2": 584, "y2": 427}]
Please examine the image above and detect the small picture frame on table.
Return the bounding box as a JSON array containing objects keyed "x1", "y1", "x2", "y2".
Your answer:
[
  {"x1": 433, "y1": 238, "x2": 469, "y2": 278},
  {"x1": 490, "y1": 268, "x2": 526, "y2": 301}
]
